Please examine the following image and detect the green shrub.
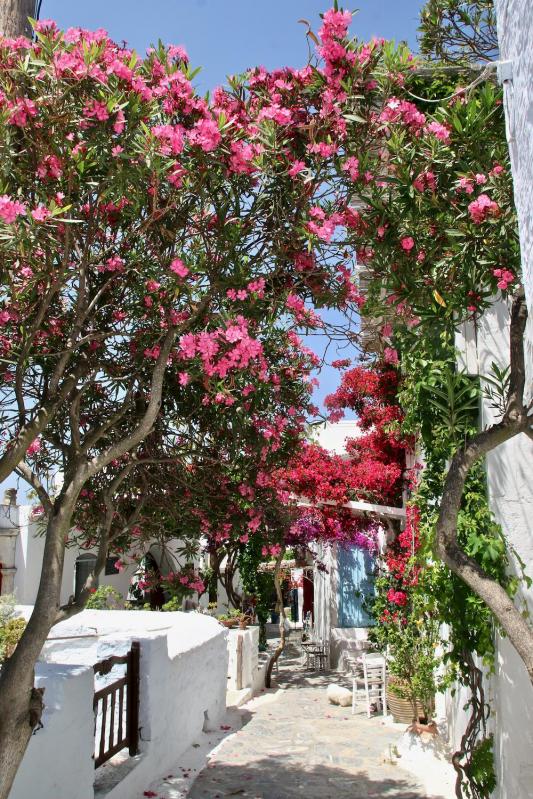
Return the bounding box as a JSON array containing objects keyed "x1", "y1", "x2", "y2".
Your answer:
[
  {"x1": 85, "y1": 585, "x2": 124, "y2": 610},
  {"x1": 0, "y1": 594, "x2": 16, "y2": 626},
  {"x1": 0, "y1": 617, "x2": 26, "y2": 662},
  {"x1": 161, "y1": 596, "x2": 182, "y2": 612}
]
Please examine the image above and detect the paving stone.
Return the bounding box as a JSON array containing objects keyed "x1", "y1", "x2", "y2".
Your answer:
[{"x1": 185, "y1": 644, "x2": 442, "y2": 799}]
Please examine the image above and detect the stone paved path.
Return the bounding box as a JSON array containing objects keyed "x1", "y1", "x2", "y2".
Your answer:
[{"x1": 186, "y1": 649, "x2": 443, "y2": 799}]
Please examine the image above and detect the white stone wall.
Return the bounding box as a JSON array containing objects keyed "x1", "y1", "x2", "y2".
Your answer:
[
  {"x1": 496, "y1": 0, "x2": 533, "y2": 403},
  {"x1": 226, "y1": 626, "x2": 259, "y2": 691},
  {"x1": 452, "y1": 300, "x2": 533, "y2": 799},
  {"x1": 9, "y1": 662, "x2": 95, "y2": 799},
  {"x1": 448, "y1": 6, "x2": 533, "y2": 795},
  {"x1": 9, "y1": 610, "x2": 228, "y2": 799},
  {"x1": 311, "y1": 420, "x2": 360, "y2": 455}
]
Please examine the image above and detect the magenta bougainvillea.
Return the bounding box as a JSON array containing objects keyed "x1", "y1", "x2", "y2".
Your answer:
[{"x1": 275, "y1": 360, "x2": 408, "y2": 554}]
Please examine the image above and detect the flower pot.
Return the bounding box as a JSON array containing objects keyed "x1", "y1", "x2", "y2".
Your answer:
[
  {"x1": 386, "y1": 687, "x2": 429, "y2": 724},
  {"x1": 220, "y1": 619, "x2": 238, "y2": 628}
]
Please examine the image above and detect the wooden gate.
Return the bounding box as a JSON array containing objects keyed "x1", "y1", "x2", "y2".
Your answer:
[{"x1": 93, "y1": 641, "x2": 140, "y2": 768}]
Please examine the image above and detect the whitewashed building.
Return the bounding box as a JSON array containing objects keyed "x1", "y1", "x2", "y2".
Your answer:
[
  {"x1": 0, "y1": 492, "x2": 194, "y2": 608},
  {"x1": 441, "y1": 4, "x2": 533, "y2": 797}
]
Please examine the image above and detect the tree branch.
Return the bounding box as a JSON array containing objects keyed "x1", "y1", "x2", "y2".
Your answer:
[
  {"x1": 14, "y1": 462, "x2": 52, "y2": 514},
  {"x1": 0, "y1": 365, "x2": 85, "y2": 484},
  {"x1": 435, "y1": 290, "x2": 533, "y2": 684}
]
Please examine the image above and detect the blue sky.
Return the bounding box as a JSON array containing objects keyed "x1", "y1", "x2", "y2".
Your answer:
[
  {"x1": 41, "y1": 1, "x2": 424, "y2": 404},
  {"x1": 4, "y1": 2, "x2": 424, "y2": 496},
  {"x1": 43, "y1": 1, "x2": 424, "y2": 96}
]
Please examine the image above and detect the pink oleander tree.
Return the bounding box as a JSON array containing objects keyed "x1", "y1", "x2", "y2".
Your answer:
[
  {"x1": 3, "y1": 5, "x2": 526, "y2": 791},
  {"x1": 71, "y1": 325, "x2": 318, "y2": 609},
  {"x1": 0, "y1": 12, "x2": 392, "y2": 790}
]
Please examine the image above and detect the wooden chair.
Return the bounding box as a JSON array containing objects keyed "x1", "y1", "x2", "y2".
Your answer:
[
  {"x1": 302, "y1": 638, "x2": 329, "y2": 670},
  {"x1": 351, "y1": 653, "x2": 387, "y2": 717}
]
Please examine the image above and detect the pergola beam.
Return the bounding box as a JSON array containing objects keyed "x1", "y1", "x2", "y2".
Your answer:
[{"x1": 295, "y1": 495, "x2": 406, "y2": 520}]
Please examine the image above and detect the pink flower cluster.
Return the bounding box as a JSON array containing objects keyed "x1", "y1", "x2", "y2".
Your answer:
[
  {"x1": 188, "y1": 116, "x2": 221, "y2": 152},
  {"x1": 400, "y1": 236, "x2": 415, "y2": 252},
  {"x1": 0, "y1": 195, "x2": 26, "y2": 224},
  {"x1": 425, "y1": 120, "x2": 450, "y2": 142},
  {"x1": 37, "y1": 155, "x2": 63, "y2": 180},
  {"x1": 387, "y1": 588, "x2": 408, "y2": 607},
  {"x1": 493, "y1": 268, "x2": 515, "y2": 291},
  {"x1": 228, "y1": 141, "x2": 260, "y2": 175},
  {"x1": 26, "y1": 438, "x2": 41, "y2": 456},
  {"x1": 342, "y1": 156, "x2": 360, "y2": 181},
  {"x1": 170, "y1": 257, "x2": 189, "y2": 278},
  {"x1": 468, "y1": 193, "x2": 500, "y2": 224},
  {"x1": 456, "y1": 172, "x2": 489, "y2": 195},
  {"x1": 178, "y1": 319, "x2": 264, "y2": 379},
  {"x1": 318, "y1": 8, "x2": 354, "y2": 81},
  {"x1": 151, "y1": 123, "x2": 184, "y2": 155},
  {"x1": 383, "y1": 347, "x2": 399, "y2": 365},
  {"x1": 7, "y1": 97, "x2": 37, "y2": 127},
  {"x1": 413, "y1": 171, "x2": 436, "y2": 192},
  {"x1": 307, "y1": 207, "x2": 344, "y2": 243},
  {"x1": 261, "y1": 544, "x2": 282, "y2": 557},
  {"x1": 380, "y1": 98, "x2": 426, "y2": 132},
  {"x1": 164, "y1": 570, "x2": 205, "y2": 594}
]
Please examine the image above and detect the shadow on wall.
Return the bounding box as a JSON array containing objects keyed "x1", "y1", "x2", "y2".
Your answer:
[
  {"x1": 495, "y1": 633, "x2": 533, "y2": 797},
  {"x1": 477, "y1": 302, "x2": 533, "y2": 607},
  {"x1": 187, "y1": 756, "x2": 432, "y2": 799}
]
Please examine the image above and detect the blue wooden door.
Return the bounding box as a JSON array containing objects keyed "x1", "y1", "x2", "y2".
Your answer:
[{"x1": 337, "y1": 546, "x2": 375, "y2": 627}]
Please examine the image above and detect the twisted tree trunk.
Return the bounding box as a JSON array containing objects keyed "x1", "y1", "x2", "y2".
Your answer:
[
  {"x1": 0, "y1": 335, "x2": 176, "y2": 799},
  {"x1": 0, "y1": 0, "x2": 35, "y2": 39},
  {"x1": 435, "y1": 290, "x2": 533, "y2": 685},
  {"x1": 0, "y1": 489, "x2": 77, "y2": 799},
  {"x1": 265, "y1": 551, "x2": 287, "y2": 688}
]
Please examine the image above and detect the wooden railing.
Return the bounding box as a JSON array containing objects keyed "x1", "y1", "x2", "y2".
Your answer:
[{"x1": 93, "y1": 641, "x2": 140, "y2": 768}]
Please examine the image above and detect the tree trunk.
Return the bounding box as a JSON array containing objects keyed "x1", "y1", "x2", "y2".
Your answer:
[
  {"x1": 0, "y1": 331, "x2": 176, "y2": 798},
  {"x1": 208, "y1": 552, "x2": 219, "y2": 605},
  {"x1": 0, "y1": 0, "x2": 35, "y2": 38},
  {"x1": 435, "y1": 290, "x2": 533, "y2": 686},
  {"x1": 0, "y1": 490, "x2": 76, "y2": 799},
  {"x1": 265, "y1": 552, "x2": 286, "y2": 688}
]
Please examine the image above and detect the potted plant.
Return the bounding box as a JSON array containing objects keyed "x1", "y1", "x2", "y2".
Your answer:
[
  {"x1": 369, "y1": 580, "x2": 440, "y2": 726},
  {"x1": 239, "y1": 614, "x2": 252, "y2": 630},
  {"x1": 217, "y1": 609, "x2": 243, "y2": 628}
]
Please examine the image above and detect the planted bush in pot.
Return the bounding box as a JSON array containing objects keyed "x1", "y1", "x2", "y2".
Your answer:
[{"x1": 369, "y1": 578, "x2": 440, "y2": 726}]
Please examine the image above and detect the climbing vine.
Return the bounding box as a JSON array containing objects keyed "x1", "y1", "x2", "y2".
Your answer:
[
  {"x1": 395, "y1": 322, "x2": 513, "y2": 797},
  {"x1": 354, "y1": 3, "x2": 527, "y2": 789}
]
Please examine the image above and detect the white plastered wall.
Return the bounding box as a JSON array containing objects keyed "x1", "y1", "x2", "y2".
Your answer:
[
  {"x1": 450, "y1": 4, "x2": 533, "y2": 794},
  {"x1": 10, "y1": 507, "x2": 193, "y2": 606},
  {"x1": 9, "y1": 610, "x2": 228, "y2": 799}
]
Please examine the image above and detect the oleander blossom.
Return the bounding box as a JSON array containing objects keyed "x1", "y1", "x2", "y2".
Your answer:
[
  {"x1": 493, "y1": 268, "x2": 515, "y2": 291},
  {"x1": 425, "y1": 120, "x2": 451, "y2": 141},
  {"x1": 468, "y1": 193, "x2": 500, "y2": 224},
  {"x1": 0, "y1": 195, "x2": 26, "y2": 224}
]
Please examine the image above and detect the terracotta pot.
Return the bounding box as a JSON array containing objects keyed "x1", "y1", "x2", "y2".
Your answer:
[{"x1": 386, "y1": 687, "x2": 431, "y2": 724}]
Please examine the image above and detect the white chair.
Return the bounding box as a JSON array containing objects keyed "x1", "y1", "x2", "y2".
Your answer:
[{"x1": 351, "y1": 653, "x2": 387, "y2": 717}]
